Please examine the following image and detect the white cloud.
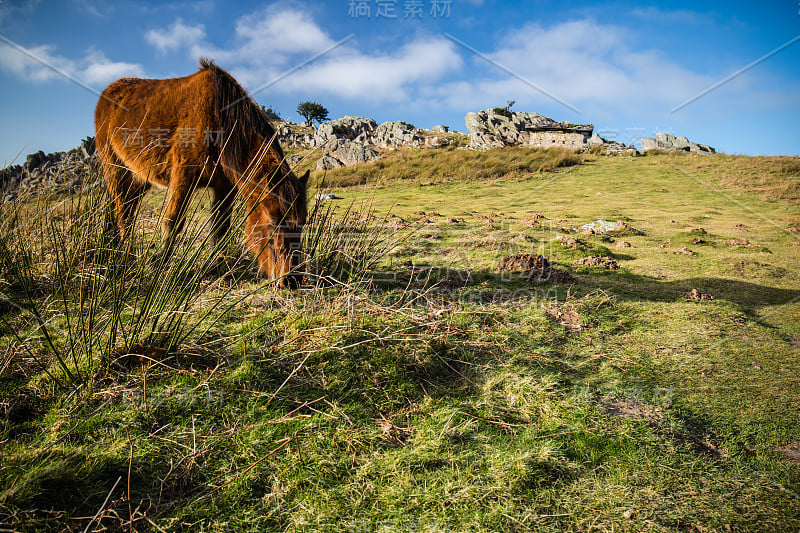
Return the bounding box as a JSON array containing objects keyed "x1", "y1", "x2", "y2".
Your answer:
[
  {"x1": 0, "y1": 43, "x2": 73, "y2": 82},
  {"x1": 146, "y1": 6, "x2": 462, "y2": 102},
  {"x1": 145, "y1": 18, "x2": 206, "y2": 54},
  {"x1": 0, "y1": 0, "x2": 41, "y2": 24},
  {"x1": 81, "y1": 50, "x2": 145, "y2": 84},
  {"x1": 233, "y1": 6, "x2": 333, "y2": 57},
  {"x1": 433, "y1": 19, "x2": 715, "y2": 118},
  {"x1": 0, "y1": 41, "x2": 144, "y2": 86},
  {"x1": 276, "y1": 38, "x2": 462, "y2": 101}
]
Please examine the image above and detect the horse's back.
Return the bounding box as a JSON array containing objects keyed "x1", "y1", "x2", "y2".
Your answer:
[{"x1": 95, "y1": 69, "x2": 218, "y2": 186}]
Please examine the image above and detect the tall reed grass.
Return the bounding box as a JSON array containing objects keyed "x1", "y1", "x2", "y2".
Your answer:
[{"x1": 0, "y1": 154, "x2": 402, "y2": 389}]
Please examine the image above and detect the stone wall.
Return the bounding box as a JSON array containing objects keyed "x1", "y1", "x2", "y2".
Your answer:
[{"x1": 526, "y1": 130, "x2": 591, "y2": 149}]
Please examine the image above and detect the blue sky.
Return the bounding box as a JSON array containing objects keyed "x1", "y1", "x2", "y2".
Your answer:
[{"x1": 1, "y1": 0, "x2": 799, "y2": 165}]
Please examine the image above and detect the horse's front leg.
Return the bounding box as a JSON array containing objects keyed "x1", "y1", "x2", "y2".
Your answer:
[
  {"x1": 160, "y1": 168, "x2": 193, "y2": 258},
  {"x1": 210, "y1": 183, "x2": 235, "y2": 245}
]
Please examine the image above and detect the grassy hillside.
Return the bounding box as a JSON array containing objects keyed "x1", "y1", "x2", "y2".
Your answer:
[{"x1": 1, "y1": 148, "x2": 799, "y2": 532}]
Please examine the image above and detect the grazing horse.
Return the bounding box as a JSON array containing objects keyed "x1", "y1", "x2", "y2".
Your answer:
[{"x1": 94, "y1": 58, "x2": 308, "y2": 287}]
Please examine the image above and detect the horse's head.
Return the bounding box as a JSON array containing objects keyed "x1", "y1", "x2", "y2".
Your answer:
[{"x1": 246, "y1": 168, "x2": 309, "y2": 288}]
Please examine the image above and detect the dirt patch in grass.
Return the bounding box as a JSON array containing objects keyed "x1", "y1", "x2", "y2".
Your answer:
[
  {"x1": 596, "y1": 397, "x2": 665, "y2": 424},
  {"x1": 0, "y1": 391, "x2": 43, "y2": 423},
  {"x1": 545, "y1": 306, "x2": 588, "y2": 333},
  {"x1": 772, "y1": 442, "x2": 800, "y2": 463},
  {"x1": 574, "y1": 256, "x2": 619, "y2": 269}
]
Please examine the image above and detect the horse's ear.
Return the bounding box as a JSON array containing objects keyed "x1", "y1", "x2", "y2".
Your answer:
[{"x1": 299, "y1": 170, "x2": 309, "y2": 187}]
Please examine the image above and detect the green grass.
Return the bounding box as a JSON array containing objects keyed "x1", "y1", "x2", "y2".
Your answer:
[{"x1": 1, "y1": 149, "x2": 799, "y2": 531}]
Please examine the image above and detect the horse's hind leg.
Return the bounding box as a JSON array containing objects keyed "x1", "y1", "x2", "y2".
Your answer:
[{"x1": 210, "y1": 182, "x2": 235, "y2": 244}]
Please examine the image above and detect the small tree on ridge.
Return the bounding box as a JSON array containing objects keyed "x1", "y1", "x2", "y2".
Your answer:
[{"x1": 297, "y1": 101, "x2": 329, "y2": 128}]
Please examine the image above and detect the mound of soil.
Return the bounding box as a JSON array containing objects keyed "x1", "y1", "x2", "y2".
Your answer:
[
  {"x1": 498, "y1": 254, "x2": 575, "y2": 285},
  {"x1": 560, "y1": 236, "x2": 587, "y2": 250},
  {"x1": 671, "y1": 247, "x2": 695, "y2": 255},
  {"x1": 682, "y1": 289, "x2": 714, "y2": 301},
  {"x1": 614, "y1": 241, "x2": 632, "y2": 248},
  {"x1": 521, "y1": 214, "x2": 546, "y2": 227},
  {"x1": 499, "y1": 253, "x2": 550, "y2": 272},
  {"x1": 388, "y1": 218, "x2": 407, "y2": 229},
  {"x1": 574, "y1": 256, "x2": 619, "y2": 269},
  {"x1": 727, "y1": 238, "x2": 753, "y2": 248},
  {"x1": 546, "y1": 269, "x2": 577, "y2": 284},
  {"x1": 683, "y1": 227, "x2": 707, "y2": 235}
]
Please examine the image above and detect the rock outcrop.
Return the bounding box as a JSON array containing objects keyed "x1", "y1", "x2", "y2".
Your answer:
[
  {"x1": 640, "y1": 133, "x2": 715, "y2": 154},
  {"x1": 1, "y1": 137, "x2": 96, "y2": 201},
  {"x1": 315, "y1": 138, "x2": 380, "y2": 170},
  {"x1": 275, "y1": 123, "x2": 315, "y2": 149},
  {"x1": 310, "y1": 116, "x2": 434, "y2": 169},
  {"x1": 314, "y1": 116, "x2": 378, "y2": 147},
  {"x1": 465, "y1": 109, "x2": 594, "y2": 150},
  {"x1": 372, "y1": 121, "x2": 424, "y2": 148},
  {"x1": 587, "y1": 134, "x2": 637, "y2": 155}
]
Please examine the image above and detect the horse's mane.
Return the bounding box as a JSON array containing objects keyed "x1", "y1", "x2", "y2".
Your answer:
[{"x1": 198, "y1": 57, "x2": 283, "y2": 175}]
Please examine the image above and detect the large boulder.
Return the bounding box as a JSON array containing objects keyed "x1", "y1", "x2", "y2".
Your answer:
[
  {"x1": 315, "y1": 139, "x2": 380, "y2": 170},
  {"x1": 372, "y1": 120, "x2": 423, "y2": 148},
  {"x1": 641, "y1": 132, "x2": 715, "y2": 154},
  {"x1": 464, "y1": 109, "x2": 594, "y2": 150},
  {"x1": 314, "y1": 116, "x2": 377, "y2": 147}
]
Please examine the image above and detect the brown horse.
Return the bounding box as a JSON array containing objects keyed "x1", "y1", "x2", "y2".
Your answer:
[{"x1": 94, "y1": 58, "x2": 308, "y2": 287}]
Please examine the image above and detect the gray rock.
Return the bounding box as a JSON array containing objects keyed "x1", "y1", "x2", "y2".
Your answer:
[
  {"x1": 640, "y1": 137, "x2": 658, "y2": 151},
  {"x1": 314, "y1": 116, "x2": 378, "y2": 147},
  {"x1": 431, "y1": 125, "x2": 449, "y2": 133},
  {"x1": 24, "y1": 150, "x2": 47, "y2": 171},
  {"x1": 642, "y1": 133, "x2": 715, "y2": 154},
  {"x1": 464, "y1": 108, "x2": 593, "y2": 150},
  {"x1": 579, "y1": 220, "x2": 624, "y2": 233},
  {"x1": 80, "y1": 137, "x2": 95, "y2": 158},
  {"x1": 315, "y1": 139, "x2": 380, "y2": 170},
  {"x1": 372, "y1": 120, "x2": 423, "y2": 148}
]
